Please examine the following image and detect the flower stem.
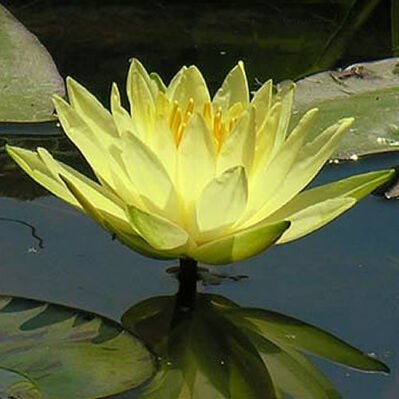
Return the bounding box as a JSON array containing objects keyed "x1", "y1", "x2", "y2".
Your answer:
[{"x1": 176, "y1": 258, "x2": 198, "y2": 311}]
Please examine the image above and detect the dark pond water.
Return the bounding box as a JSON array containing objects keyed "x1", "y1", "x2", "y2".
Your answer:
[{"x1": 1, "y1": 1, "x2": 399, "y2": 398}]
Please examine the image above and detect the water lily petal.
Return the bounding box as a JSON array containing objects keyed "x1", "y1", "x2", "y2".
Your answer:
[
  {"x1": 66, "y1": 77, "x2": 119, "y2": 138},
  {"x1": 196, "y1": 166, "x2": 248, "y2": 236},
  {"x1": 126, "y1": 61, "x2": 156, "y2": 137},
  {"x1": 265, "y1": 169, "x2": 395, "y2": 243},
  {"x1": 243, "y1": 108, "x2": 319, "y2": 226},
  {"x1": 177, "y1": 113, "x2": 216, "y2": 211},
  {"x1": 53, "y1": 95, "x2": 114, "y2": 186},
  {"x1": 167, "y1": 66, "x2": 211, "y2": 113},
  {"x1": 190, "y1": 220, "x2": 290, "y2": 265},
  {"x1": 120, "y1": 131, "x2": 180, "y2": 222},
  {"x1": 213, "y1": 61, "x2": 249, "y2": 113},
  {"x1": 127, "y1": 205, "x2": 189, "y2": 251},
  {"x1": 6, "y1": 145, "x2": 79, "y2": 207},
  {"x1": 251, "y1": 79, "x2": 273, "y2": 129},
  {"x1": 272, "y1": 82, "x2": 295, "y2": 150},
  {"x1": 274, "y1": 198, "x2": 356, "y2": 244},
  {"x1": 252, "y1": 102, "x2": 282, "y2": 172},
  {"x1": 166, "y1": 65, "x2": 187, "y2": 98},
  {"x1": 110, "y1": 83, "x2": 138, "y2": 137},
  {"x1": 258, "y1": 117, "x2": 353, "y2": 220},
  {"x1": 114, "y1": 229, "x2": 177, "y2": 260},
  {"x1": 60, "y1": 175, "x2": 171, "y2": 259},
  {"x1": 217, "y1": 107, "x2": 255, "y2": 174},
  {"x1": 36, "y1": 147, "x2": 129, "y2": 223}
]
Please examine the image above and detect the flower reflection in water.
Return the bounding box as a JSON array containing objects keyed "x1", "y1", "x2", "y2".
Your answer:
[{"x1": 122, "y1": 288, "x2": 388, "y2": 399}]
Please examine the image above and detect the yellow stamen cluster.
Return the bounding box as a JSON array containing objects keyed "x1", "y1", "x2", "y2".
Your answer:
[{"x1": 169, "y1": 98, "x2": 239, "y2": 147}]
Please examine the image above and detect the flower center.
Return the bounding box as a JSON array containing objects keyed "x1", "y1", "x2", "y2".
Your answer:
[{"x1": 169, "y1": 98, "x2": 238, "y2": 147}]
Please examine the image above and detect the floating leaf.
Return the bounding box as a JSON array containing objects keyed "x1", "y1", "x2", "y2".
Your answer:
[
  {"x1": 0, "y1": 4, "x2": 65, "y2": 122},
  {"x1": 292, "y1": 58, "x2": 399, "y2": 159},
  {"x1": 0, "y1": 295, "x2": 154, "y2": 399}
]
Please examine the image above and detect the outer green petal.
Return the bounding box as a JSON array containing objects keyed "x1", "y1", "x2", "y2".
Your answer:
[
  {"x1": 126, "y1": 205, "x2": 189, "y2": 251},
  {"x1": 213, "y1": 61, "x2": 249, "y2": 113},
  {"x1": 274, "y1": 198, "x2": 356, "y2": 244},
  {"x1": 61, "y1": 176, "x2": 172, "y2": 259},
  {"x1": 196, "y1": 166, "x2": 248, "y2": 235},
  {"x1": 217, "y1": 107, "x2": 255, "y2": 175},
  {"x1": 190, "y1": 220, "x2": 290, "y2": 265},
  {"x1": 66, "y1": 77, "x2": 118, "y2": 138}
]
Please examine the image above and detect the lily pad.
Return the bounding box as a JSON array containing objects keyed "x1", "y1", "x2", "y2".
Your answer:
[
  {"x1": 0, "y1": 4, "x2": 64, "y2": 122},
  {"x1": 292, "y1": 57, "x2": 399, "y2": 160},
  {"x1": 0, "y1": 295, "x2": 154, "y2": 399}
]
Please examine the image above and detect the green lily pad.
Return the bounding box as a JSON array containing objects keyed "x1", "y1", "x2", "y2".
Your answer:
[
  {"x1": 122, "y1": 293, "x2": 388, "y2": 399},
  {"x1": 0, "y1": 5, "x2": 64, "y2": 122},
  {"x1": 0, "y1": 295, "x2": 154, "y2": 399},
  {"x1": 292, "y1": 57, "x2": 399, "y2": 160}
]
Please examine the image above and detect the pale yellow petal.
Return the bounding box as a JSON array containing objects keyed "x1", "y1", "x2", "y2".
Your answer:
[
  {"x1": 127, "y1": 58, "x2": 158, "y2": 102},
  {"x1": 252, "y1": 102, "x2": 282, "y2": 173},
  {"x1": 121, "y1": 131, "x2": 180, "y2": 222},
  {"x1": 110, "y1": 82, "x2": 138, "y2": 137},
  {"x1": 265, "y1": 169, "x2": 395, "y2": 243},
  {"x1": 167, "y1": 66, "x2": 211, "y2": 112},
  {"x1": 251, "y1": 79, "x2": 273, "y2": 129},
  {"x1": 196, "y1": 166, "x2": 248, "y2": 237},
  {"x1": 189, "y1": 220, "x2": 290, "y2": 265},
  {"x1": 36, "y1": 147, "x2": 129, "y2": 224},
  {"x1": 166, "y1": 65, "x2": 187, "y2": 98},
  {"x1": 66, "y1": 77, "x2": 118, "y2": 138},
  {"x1": 274, "y1": 198, "x2": 356, "y2": 244},
  {"x1": 149, "y1": 117, "x2": 177, "y2": 180},
  {"x1": 217, "y1": 107, "x2": 255, "y2": 174},
  {"x1": 272, "y1": 82, "x2": 295, "y2": 150},
  {"x1": 213, "y1": 61, "x2": 249, "y2": 113},
  {"x1": 126, "y1": 205, "x2": 189, "y2": 251},
  {"x1": 177, "y1": 113, "x2": 216, "y2": 220},
  {"x1": 126, "y1": 66, "x2": 156, "y2": 138},
  {"x1": 243, "y1": 108, "x2": 319, "y2": 226},
  {"x1": 6, "y1": 145, "x2": 79, "y2": 207},
  {"x1": 53, "y1": 95, "x2": 114, "y2": 187},
  {"x1": 255, "y1": 117, "x2": 353, "y2": 221},
  {"x1": 60, "y1": 175, "x2": 172, "y2": 258}
]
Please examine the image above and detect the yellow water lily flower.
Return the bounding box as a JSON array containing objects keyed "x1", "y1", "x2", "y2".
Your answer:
[{"x1": 6, "y1": 60, "x2": 394, "y2": 264}]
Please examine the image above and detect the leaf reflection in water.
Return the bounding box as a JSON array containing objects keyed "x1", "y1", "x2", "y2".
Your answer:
[{"x1": 122, "y1": 293, "x2": 389, "y2": 399}]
